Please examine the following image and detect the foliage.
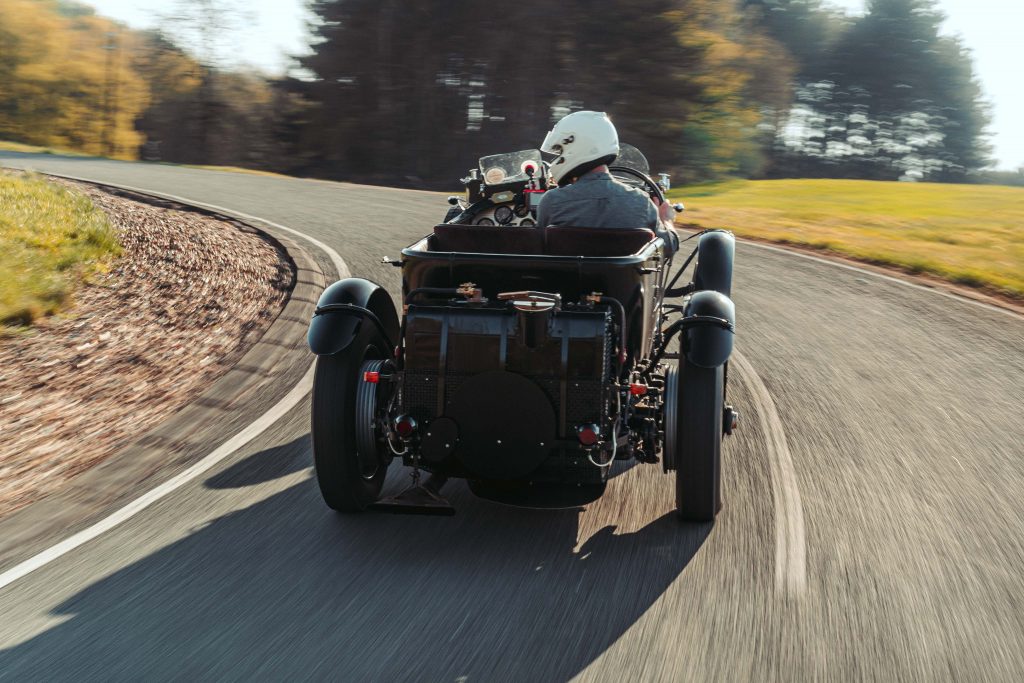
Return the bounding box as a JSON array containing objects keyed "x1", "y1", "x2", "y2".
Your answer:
[
  {"x1": 0, "y1": 0, "x2": 995, "y2": 185},
  {"x1": 0, "y1": 1, "x2": 286, "y2": 167},
  {"x1": 0, "y1": 172, "x2": 121, "y2": 328},
  {"x1": 669, "y1": 178, "x2": 1024, "y2": 298},
  {"x1": 294, "y1": 0, "x2": 790, "y2": 186},
  {"x1": 0, "y1": 0, "x2": 148, "y2": 158},
  {"x1": 754, "y1": 0, "x2": 992, "y2": 181}
]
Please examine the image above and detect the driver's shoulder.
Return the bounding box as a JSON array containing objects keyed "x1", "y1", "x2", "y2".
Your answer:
[
  {"x1": 539, "y1": 184, "x2": 570, "y2": 203},
  {"x1": 608, "y1": 174, "x2": 651, "y2": 200}
]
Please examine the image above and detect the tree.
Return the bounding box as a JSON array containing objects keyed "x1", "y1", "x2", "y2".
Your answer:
[
  {"x1": 158, "y1": 0, "x2": 252, "y2": 162},
  {"x1": 297, "y1": 0, "x2": 791, "y2": 186},
  {"x1": 763, "y1": 0, "x2": 991, "y2": 180},
  {"x1": 0, "y1": 0, "x2": 148, "y2": 158}
]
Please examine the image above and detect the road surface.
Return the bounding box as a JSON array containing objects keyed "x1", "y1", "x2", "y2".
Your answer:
[{"x1": 1, "y1": 153, "x2": 1022, "y2": 681}]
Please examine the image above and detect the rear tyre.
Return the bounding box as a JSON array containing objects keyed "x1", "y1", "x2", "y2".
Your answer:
[
  {"x1": 675, "y1": 360, "x2": 724, "y2": 521},
  {"x1": 311, "y1": 328, "x2": 389, "y2": 512}
]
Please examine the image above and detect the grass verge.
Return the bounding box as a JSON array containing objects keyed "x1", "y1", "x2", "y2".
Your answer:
[
  {"x1": 668, "y1": 178, "x2": 1024, "y2": 300},
  {"x1": 0, "y1": 140, "x2": 89, "y2": 157},
  {"x1": 0, "y1": 140, "x2": 286, "y2": 178},
  {"x1": 0, "y1": 171, "x2": 121, "y2": 329}
]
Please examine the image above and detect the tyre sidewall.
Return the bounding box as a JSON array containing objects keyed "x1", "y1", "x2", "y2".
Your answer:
[
  {"x1": 675, "y1": 359, "x2": 724, "y2": 521},
  {"x1": 311, "y1": 326, "x2": 389, "y2": 511}
]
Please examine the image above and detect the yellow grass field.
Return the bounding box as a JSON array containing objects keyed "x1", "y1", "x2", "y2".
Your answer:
[
  {"x1": 0, "y1": 172, "x2": 121, "y2": 329},
  {"x1": 669, "y1": 179, "x2": 1024, "y2": 300},
  {"x1": 0, "y1": 140, "x2": 89, "y2": 157}
]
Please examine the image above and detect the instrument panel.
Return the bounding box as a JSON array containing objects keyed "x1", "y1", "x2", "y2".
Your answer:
[{"x1": 471, "y1": 204, "x2": 537, "y2": 228}]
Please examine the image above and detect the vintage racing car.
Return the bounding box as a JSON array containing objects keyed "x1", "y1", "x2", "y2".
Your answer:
[{"x1": 306, "y1": 146, "x2": 737, "y2": 521}]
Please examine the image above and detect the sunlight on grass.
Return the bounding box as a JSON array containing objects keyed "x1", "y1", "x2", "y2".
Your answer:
[
  {"x1": 0, "y1": 140, "x2": 89, "y2": 157},
  {"x1": 181, "y1": 164, "x2": 289, "y2": 178},
  {"x1": 0, "y1": 172, "x2": 121, "y2": 329},
  {"x1": 669, "y1": 179, "x2": 1024, "y2": 299}
]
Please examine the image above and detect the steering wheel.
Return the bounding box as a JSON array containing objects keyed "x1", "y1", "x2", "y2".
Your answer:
[{"x1": 609, "y1": 166, "x2": 666, "y2": 204}]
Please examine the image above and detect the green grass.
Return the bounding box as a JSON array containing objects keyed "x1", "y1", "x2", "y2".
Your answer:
[
  {"x1": 0, "y1": 140, "x2": 90, "y2": 157},
  {"x1": 0, "y1": 171, "x2": 121, "y2": 329},
  {"x1": 668, "y1": 178, "x2": 1024, "y2": 300},
  {"x1": 180, "y1": 164, "x2": 289, "y2": 178}
]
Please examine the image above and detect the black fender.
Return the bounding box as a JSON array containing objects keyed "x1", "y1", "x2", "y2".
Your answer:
[
  {"x1": 693, "y1": 230, "x2": 734, "y2": 297},
  {"x1": 308, "y1": 278, "x2": 400, "y2": 356},
  {"x1": 683, "y1": 290, "x2": 735, "y2": 368}
]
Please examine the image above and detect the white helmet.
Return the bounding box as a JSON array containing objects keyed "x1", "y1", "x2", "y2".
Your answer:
[{"x1": 541, "y1": 110, "x2": 620, "y2": 186}]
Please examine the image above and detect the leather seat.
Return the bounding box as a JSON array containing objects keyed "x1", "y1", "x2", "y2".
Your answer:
[
  {"x1": 544, "y1": 226, "x2": 655, "y2": 257},
  {"x1": 430, "y1": 224, "x2": 545, "y2": 255}
]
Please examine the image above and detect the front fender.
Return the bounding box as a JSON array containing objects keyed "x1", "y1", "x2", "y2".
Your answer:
[
  {"x1": 693, "y1": 230, "x2": 734, "y2": 298},
  {"x1": 308, "y1": 278, "x2": 399, "y2": 356},
  {"x1": 683, "y1": 290, "x2": 735, "y2": 368}
]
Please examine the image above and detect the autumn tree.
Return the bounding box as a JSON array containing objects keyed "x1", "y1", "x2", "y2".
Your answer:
[{"x1": 0, "y1": 0, "x2": 148, "y2": 158}]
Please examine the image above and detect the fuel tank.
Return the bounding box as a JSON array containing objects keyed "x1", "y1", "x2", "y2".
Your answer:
[{"x1": 401, "y1": 303, "x2": 613, "y2": 483}]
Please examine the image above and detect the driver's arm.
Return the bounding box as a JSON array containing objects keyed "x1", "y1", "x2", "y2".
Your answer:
[{"x1": 650, "y1": 197, "x2": 679, "y2": 254}]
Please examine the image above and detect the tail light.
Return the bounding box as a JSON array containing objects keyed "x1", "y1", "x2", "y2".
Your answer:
[
  {"x1": 629, "y1": 383, "x2": 647, "y2": 396},
  {"x1": 394, "y1": 415, "x2": 417, "y2": 440},
  {"x1": 576, "y1": 423, "x2": 601, "y2": 447}
]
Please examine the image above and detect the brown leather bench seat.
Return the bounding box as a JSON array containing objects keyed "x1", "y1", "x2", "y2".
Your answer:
[
  {"x1": 429, "y1": 224, "x2": 545, "y2": 255},
  {"x1": 428, "y1": 224, "x2": 655, "y2": 257},
  {"x1": 544, "y1": 226, "x2": 655, "y2": 257}
]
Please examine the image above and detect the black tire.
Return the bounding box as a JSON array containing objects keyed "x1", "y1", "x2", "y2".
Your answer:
[
  {"x1": 675, "y1": 359, "x2": 724, "y2": 521},
  {"x1": 311, "y1": 328, "x2": 389, "y2": 511}
]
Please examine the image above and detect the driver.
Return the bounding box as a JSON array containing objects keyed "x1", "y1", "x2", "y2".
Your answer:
[{"x1": 537, "y1": 111, "x2": 678, "y2": 252}]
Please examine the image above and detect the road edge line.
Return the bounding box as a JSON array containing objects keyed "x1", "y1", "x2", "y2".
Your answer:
[
  {"x1": 0, "y1": 177, "x2": 349, "y2": 591},
  {"x1": 736, "y1": 238, "x2": 1022, "y2": 320},
  {"x1": 0, "y1": 364, "x2": 315, "y2": 591},
  {"x1": 732, "y1": 351, "x2": 807, "y2": 598}
]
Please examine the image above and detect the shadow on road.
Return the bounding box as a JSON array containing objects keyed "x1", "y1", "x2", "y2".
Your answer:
[
  {"x1": 205, "y1": 434, "x2": 310, "y2": 489},
  {"x1": 0, "y1": 442, "x2": 710, "y2": 681}
]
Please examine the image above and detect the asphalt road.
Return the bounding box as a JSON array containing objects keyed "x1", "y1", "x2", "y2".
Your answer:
[{"x1": 1, "y1": 153, "x2": 1023, "y2": 681}]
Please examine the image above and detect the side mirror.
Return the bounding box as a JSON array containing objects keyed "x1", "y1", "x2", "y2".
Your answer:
[{"x1": 673, "y1": 203, "x2": 685, "y2": 213}]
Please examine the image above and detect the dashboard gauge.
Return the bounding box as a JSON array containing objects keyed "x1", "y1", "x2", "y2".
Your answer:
[
  {"x1": 475, "y1": 217, "x2": 495, "y2": 226},
  {"x1": 484, "y1": 167, "x2": 506, "y2": 184},
  {"x1": 514, "y1": 203, "x2": 530, "y2": 217},
  {"x1": 518, "y1": 218, "x2": 535, "y2": 227},
  {"x1": 494, "y1": 205, "x2": 514, "y2": 225}
]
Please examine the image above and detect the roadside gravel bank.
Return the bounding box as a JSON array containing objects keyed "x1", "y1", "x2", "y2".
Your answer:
[{"x1": 0, "y1": 178, "x2": 293, "y2": 518}]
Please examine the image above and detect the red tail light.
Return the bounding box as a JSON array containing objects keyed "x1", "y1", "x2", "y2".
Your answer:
[
  {"x1": 576, "y1": 423, "x2": 601, "y2": 447},
  {"x1": 629, "y1": 383, "x2": 647, "y2": 396},
  {"x1": 394, "y1": 415, "x2": 417, "y2": 439},
  {"x1": 363, "y1": 371, "x2": 380, "y2": 383}
]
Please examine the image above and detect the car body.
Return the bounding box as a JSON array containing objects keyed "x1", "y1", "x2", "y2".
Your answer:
[{"x1": 306, "y1": 152, "x2": 737, "y2": 520}]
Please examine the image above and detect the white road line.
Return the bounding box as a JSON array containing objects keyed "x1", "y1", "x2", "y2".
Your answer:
[
  {"x1": 738, "y1": 239, "x2": 1022, "y2": 320},
  {"x1": 1, "y1": 165, "x2": 1004, "y2": 601},
  {"x1": 0, "y1": 175, "x2": 352, "y2": 591},
  {"x1": 731, "y1": 351, "x2": 807, "y2": 598},
  {"x1": 0, "y1": 363, "x2": 315, "y2": 591}
]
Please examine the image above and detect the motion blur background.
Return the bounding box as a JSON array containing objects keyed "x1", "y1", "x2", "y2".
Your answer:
[{"x1": 1, "y1": 0, "x2": 1020, "y2": 189}]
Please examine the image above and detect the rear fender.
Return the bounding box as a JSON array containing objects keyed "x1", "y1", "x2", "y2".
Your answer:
[
  {"x1": 683, "y1": 290, "x2": 735, "y2": 368},
  {"x1": 308, "y1": 278, "x2": 399, "y2": 356}
]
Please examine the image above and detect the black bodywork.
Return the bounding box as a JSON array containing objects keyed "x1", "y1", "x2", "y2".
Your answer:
[{"x1": 307, "y1": 153, "x2": 736, "y2": 518}]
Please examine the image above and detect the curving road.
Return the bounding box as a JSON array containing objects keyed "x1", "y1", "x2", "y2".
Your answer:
[{"x1": 1, "y1": 153, "x2": 1022, "y2": 681}]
